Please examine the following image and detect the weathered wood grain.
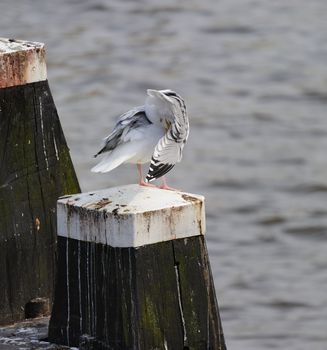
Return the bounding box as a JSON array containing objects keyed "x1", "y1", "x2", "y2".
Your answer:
[
  {"x1": 49, "y1": 236, "x2": 226, "y2": 349},
  {"x1": 0, "y1": 80, "x2": 81, "y2": 325}
]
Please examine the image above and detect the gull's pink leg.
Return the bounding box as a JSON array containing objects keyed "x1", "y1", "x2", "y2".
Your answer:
[
  {"x1": 137, "y1": 163, "x2": 156, "y2": 187},
  {"x1": 159, "y1": 176, "x2": 180, "y2": 191}
]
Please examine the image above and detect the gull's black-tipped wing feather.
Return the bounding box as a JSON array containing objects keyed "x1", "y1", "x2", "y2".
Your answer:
[
  {"x1": 145, "y1": 91, "x2": 189, "y2": 182},
  {"x1": 146, "y1": 159, "x2": 175, "y2": 182}
]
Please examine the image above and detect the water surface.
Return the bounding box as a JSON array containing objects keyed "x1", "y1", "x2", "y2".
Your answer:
[{"x1": 1, "y1": 1, "x2": 327, "y2": 349}]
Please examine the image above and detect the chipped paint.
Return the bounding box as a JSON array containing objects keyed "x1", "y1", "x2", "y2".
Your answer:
[
  {"x1": 57, "y1": 184, "x2": 206, "y2": 247},
  {"x1": 85, "y1": 198, "x2": 112, "y2": 210},
  {"x1": 0, "y1": 38, "x2": 47, "y2": 88},
  {"x1": 181, "y1": 193, "x2": 201, "y2": 204}
]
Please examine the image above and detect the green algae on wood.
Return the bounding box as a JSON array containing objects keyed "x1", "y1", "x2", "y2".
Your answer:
[
  {"x1": 49, "y1": 237, "x2": 226, "y2": 349},
  {"x1": 49, "y1": 185, "x2": 225, "y2": 349},
  {"x1": 0, "y1": 80, "x2": 80, "y2": 325}
]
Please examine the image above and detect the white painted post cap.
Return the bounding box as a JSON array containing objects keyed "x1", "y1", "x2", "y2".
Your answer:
[
  {"x1": 0, "y1": 38, "x2": 47, "y2": 88},
  {"x1": 57, "y1": 184, "x2": 206, "y2": 247}
]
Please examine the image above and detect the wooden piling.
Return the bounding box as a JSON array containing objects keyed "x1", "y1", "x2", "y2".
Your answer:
[
  {"x1": 0, "y1": 38, "x2": 81, "y2": 325},
  {"x1": 48, "y1": 185, "x2": 226, "y2": 349}
]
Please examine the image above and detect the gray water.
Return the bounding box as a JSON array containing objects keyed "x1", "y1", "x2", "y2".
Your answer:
[{"x1": 1, "y1": 0, "x2": 327, "y2": 349}]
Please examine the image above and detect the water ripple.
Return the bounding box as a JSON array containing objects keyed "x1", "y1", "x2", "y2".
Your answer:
[
  {"x1": 284, "y1": 226, "x2": 327, "y2": 240},
  {"x1": 201, "y1": 25, "x2": 256, "y2": 35}
]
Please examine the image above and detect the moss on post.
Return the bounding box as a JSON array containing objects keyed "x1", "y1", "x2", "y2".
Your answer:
[
  {"x1": 48, "y1": 185, "x2": 226, "y2": 349},
  {"x1": 0, "y1": 38, "x2": 80, "y2": 325}
]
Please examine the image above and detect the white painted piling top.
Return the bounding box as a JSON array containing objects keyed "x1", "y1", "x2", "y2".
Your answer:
[
  {"x1": 57, "y1": 184, "x2": 206, "y2": 248},
  {"x1": 0, "y1": 38, "x2": 47, "y2": 88}
]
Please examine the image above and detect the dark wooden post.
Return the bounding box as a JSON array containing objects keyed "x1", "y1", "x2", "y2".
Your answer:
[
  {"x1": 0, "y1": 38, "x2": 81, "y2": 325},
  {"x1": 48, "y1": 185, "x2": 226, "y2": 349}
]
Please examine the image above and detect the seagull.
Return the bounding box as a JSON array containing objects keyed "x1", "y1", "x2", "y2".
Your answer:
[{"x1": 91, "y1": 89, "x2": 189, "y2": 190}]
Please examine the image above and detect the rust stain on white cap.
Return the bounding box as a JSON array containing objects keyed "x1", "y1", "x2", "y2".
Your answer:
[
  {"x1": 0, "y1": 38, "x2": 47, "y2": 88},
  {"x1": 57, "y1": 184, "x2": 206, "y2": 248}
]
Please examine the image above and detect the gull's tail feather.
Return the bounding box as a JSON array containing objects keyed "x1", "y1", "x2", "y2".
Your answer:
[{"x1": 91, "y1": 144, "x2": 137, "y2": 173}]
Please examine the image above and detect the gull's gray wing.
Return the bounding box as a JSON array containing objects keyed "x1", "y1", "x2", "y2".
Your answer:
[
  {"x1": 94, "y1": 106, "x2": 150, "y2": 157},
  {"x1": 145, "y1": 103, "x2": 189, "y2": 182}
]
